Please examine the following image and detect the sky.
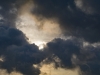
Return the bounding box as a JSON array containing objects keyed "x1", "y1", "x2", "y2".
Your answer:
[{"x1": 0, "y1": 0, "x2": 100, "y2": 75}]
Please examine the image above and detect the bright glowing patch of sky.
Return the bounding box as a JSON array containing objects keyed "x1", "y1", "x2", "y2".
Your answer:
[{"x1": 16, "y1": 2, "x2": 62, "y2": 48}]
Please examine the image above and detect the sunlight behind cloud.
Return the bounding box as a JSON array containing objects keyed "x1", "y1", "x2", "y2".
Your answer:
[
  {"x1": 16, "y1": 13, "x2": 62, "y2": 43},
  {"x1": 16, "y1": 1, "x2": 62, "y2": 48},
  {"x1": 33, "y1": 41, "x2": 46, "y2": 49},
  {"x1": 15, "y1": 2, "x2": 80, "y2": 75}
]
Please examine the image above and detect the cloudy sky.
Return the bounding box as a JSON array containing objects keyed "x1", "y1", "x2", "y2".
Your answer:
[{"x1": 0, "y1": 0, "x2": 100, "y2": 75}]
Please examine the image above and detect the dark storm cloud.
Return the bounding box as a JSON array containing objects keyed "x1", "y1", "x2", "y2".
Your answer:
[
  {"x1": 47, "y1": 38, "x2": 81, "y2": 68},
  {"x1": 0, "y1": 26, "x2": 47, "y2": 75},
  {"x1": 46, "y1": 38, "x2": 100, "y2": 75},
  {"x1": 33, "y1": 0, "x2": 100, "y2": 43}
]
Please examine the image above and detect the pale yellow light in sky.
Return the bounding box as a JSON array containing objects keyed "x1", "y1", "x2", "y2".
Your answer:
[
  {"x1": 0, "y1": 69, "x2": 22, "y2": 75},
  {"x1": 40, "y1": 64, "x2": 79, "y2": 75}
]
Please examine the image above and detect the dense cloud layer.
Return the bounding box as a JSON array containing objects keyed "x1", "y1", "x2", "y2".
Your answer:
[
  {"x1": 47, "y1": 38, "x2": 100, "y2": 75},
  {"x1": 0, "y1": 0, "x2": 100, "y2": 75}
]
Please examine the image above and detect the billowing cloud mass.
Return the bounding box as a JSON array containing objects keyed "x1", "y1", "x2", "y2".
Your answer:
[
  {"x1": 0, "y1": 0, "x2": 100, "y2": 75},
  {"x1": 0, "y1": 26, "x2": 47, "y2": 75}
]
